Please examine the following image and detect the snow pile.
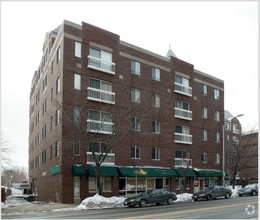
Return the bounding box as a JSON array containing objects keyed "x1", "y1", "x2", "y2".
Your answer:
[
  {"x1": 175, "y1": 193, "x2": 193, "y2": 203},
  {"x1": 5, "y1": 195, "x2": 31, "y2": 207},
  {"x1": 10, "y1": 188, "x2": 23, "y2": 195},
  {"x1": 74, "y1": 194, "x2": 126, "y2": 210},
  {"x1": 1, "y1": 202, "x2": 9, "y2": 208}
]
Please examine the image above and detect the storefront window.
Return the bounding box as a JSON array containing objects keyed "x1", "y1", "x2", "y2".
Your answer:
[{"x1": 119, "y1": 177, "x2": 169, "y2": 196}]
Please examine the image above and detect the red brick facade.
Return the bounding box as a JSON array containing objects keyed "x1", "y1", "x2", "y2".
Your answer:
[{"x1": 29, "y1": 20, "x2": 224, "y2": 203}]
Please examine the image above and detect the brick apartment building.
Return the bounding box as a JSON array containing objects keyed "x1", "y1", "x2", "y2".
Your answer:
[
  {"x1": 239, "y1": 131, "x2": 258, "y2": 184},
  {"x1": 223, "y1": 112, "x2": 258, "y2": 186},
  {"x1": 29, "y1": 20, "x2": 224, "y2": 203}
]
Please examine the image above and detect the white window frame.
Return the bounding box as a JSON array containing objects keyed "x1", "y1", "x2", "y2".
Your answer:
[
  {"x1": 152, "y1": 67, "x2": 160, "y2": 81},
  {"x1": 201, "y1": 84, "x2": 207, "y2": 96},
  {"x1": 74, "y1": 74, "x2": 81, "y2": 90},
  {"x1": 215, "y1": 153, "x2": 220, "y2": 164},
  {"x1": 202, "y1": 152, "x2": 208, "y2": 163},
  {"x1": 131, "y1": 88, "x2": 141, "y2": 103},
  {"x1": 89, "y1": 176, "x2": 112, "y2": 193},
  {"x1": 202, "y1": 129, "x2": 208, "y2": 141},
  {"x1": 87, "y1": 110, "x2": 113, "y2": 134},
  {"x1": 131, "y1": 145, "x2": 140, "y2": 159},
  {"x1": 131, "y1": 117, "x2": 141, "y2": 131},
  {"x1": 152, "y1": 147, "x2": 160, "y2": 160},
  {"x1": 88, "y1": 47, "x2": 115, "y2": 74},
  {"x1": 215, "y1": 131, "x2": 220, "y2": 143},
  {"x1": 152, "y1": 121, "x2": 160, "y2": 134},
  {"x1": 73, "y1": 139, "x2": 80, "y2": 156},
  {"x1": 131, "y1": 60, "x2": 141, "y2": 75},
  {"x1": 74, "y1": 106, "x2": 81, "y2": 124},
  {"x1": 214, "y1": 89, "x2": 220, "y2": 100},
  {"x1": 75, "y1": 42, "x2": 81, "y2": 58},
  {"x1": 152, "y1": 94, "x2": 160, "y2": 107},
  {"x1": 56, "y1": 77, "x2": 60, "y2": 94},
  {"x1": 88, "y1": 78, "x2": 115, "y2": 104},
  {"x1": 201, "y1": 107, "x2": 208, "y2": 118},
  {"x1": 214, "y1": 110, "x2": 220, "y2": 121}
]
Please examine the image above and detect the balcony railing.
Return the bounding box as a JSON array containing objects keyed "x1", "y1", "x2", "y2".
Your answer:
[
  {"x1": 175, "y1": 133, "x2": 192, "y2": 144},
  {"x1": 87, "y1": 87, "x2": 115, "y2": 104},
  {"x1": 175, "y1": 158, "x2": 193, "y2": 167},
  {"x1": 174, "y1": 83, "x2": 192, "y2": 96},
  {"x1": 88, "y1": 56, "x2": 115, "y2": 75},
  {"x1": 86, "y1": 152, "x2": 115, "y2": 165},
  {"x1": 87, "y1": 119, "x2": 114, "y2": 134},
  {"x1": 175, "y1": 108, "x2": 192, "y2": 120}
]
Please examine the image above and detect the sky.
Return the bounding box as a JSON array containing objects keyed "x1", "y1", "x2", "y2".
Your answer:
[{"x1": 1, "y1": 1, "x2": 258, "y2": 169}]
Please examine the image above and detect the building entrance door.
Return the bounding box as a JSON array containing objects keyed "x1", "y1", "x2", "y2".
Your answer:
[{"x1": 73, "y1": 176, "x2": 80, "y2": 204}]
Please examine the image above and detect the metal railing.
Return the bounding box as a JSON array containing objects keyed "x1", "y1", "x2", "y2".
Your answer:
[
  {"x1": 87, "y1": 87, "x2": 115, "y2": 104},
  {"x1": 175, "y1": 108, "x2": 192, "y2": 120},
  {"x1": 87, "y1": 119, "x2": 114, "y2": 134},
  {"x1": 174, "y1": 133, "x2": 192, "y2": 144},
  {"x1": 88, "y1": 56, "x2": 115, "y2": 74},
  {"x1": 174, "y1": 83, "x2": 192, "y2": 96},
  {"x1": 175, "y1": 158, "x2": 192, "y2": 167},
  {"x1": 86, "y1": 152, "x2": 115, "y2": 165}
]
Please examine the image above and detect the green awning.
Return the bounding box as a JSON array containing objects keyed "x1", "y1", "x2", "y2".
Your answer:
[
  {"x1": 72, "y1": 164, "x2": 86, "y2": 176},
  {"x1": 194, "y1": 169, "x2": 223, "y2": 177},
  {"x1": 87, "y1": 165, "x2": 118, "y2": 176},
  {"x1": 118, "y1": 167, "x2": 178, "y2": 177},
  {"x1": 51, "y1": 165, "x2": 62, "y2": 175},
  {"x1": 175, "y1": 167, "x2": 197, "y2": 177}
]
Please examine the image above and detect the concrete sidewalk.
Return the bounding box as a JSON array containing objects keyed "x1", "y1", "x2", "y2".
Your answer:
[{"x1": 1, "y1": 203, "x2": 78, "y2": 215}]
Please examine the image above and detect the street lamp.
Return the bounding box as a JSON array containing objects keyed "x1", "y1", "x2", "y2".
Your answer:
[{"x1": 222, "y1": 114, "x2": 244, "y2": 186}]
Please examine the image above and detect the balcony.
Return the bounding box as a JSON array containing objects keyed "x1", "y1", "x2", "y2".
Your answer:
[
  {"x1": 175, "y1": 133, "x2": 192, "y2": 144},
  {"x1": 87, "y1": 87, "x2": 115, "y2": 104},
  {"x1": 88, "y1": 56, "x2": 115, "y2": 75},
  {"x1": 87, "y1": 119, "x2": 114, "y2": 134},
  {"x1": 175, "y1": 108, "x2": 192, "y2": 120},
  {"x1": 174, "y1": 83, "x2": 192, "y2": 96},
  {"x1": 86, "y1": 152, "x2": 115, "y2": 165},
  {"x1": 175, "y1": 158, "x2": 193, "y2": 168}
]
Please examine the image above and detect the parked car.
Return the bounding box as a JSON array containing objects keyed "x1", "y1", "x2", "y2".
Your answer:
[
  {"x1": 192, "y1": 186, "x2": 232, "y2": 201},
  {"x1": 237, "y1": 184, "x2": 258, "y2": 196},
  {"x1": 124, "y1": 189, "x2": 177, "y2": 207}
]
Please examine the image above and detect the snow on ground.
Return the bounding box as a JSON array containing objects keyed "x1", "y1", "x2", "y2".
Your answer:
[
  {"x1": 2, "y1": 186, "x2": 242, "y2": 211},
  {"x1": 73, "y1": 194, "x2": 126, "y2": 210}
]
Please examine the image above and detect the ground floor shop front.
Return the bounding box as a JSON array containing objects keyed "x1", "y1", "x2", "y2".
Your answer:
[{"x1": 31, "y1": 165, "x2": 224, "y2": 203}]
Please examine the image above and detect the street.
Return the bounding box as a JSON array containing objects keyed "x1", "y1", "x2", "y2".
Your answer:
[{"x1": 2, "y1": 196, "x2": 258, "y2": 219}]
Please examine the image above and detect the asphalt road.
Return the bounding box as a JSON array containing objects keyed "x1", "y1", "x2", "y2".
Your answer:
[{"x1": 2, "y1": 196, "x2": 258, "y2": 219}]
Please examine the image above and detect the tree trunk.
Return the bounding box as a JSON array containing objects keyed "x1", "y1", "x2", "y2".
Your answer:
[{"x1": 95, "y1": 165, "x2": 102, "y2": 195}]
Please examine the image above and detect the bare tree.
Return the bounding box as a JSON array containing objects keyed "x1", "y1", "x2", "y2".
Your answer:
[
  {"x1": 51, "y1": 88, "x2": 152, "y2": 195},
  {"x1": 225, "y1": 128, "x2": 258, "y2": 189},
  {"x1": 1, "y1": 166, "x2": 28, "y2": 187},
  {"x1": 1, "y1": 133, "x2": 15, "y2": 173},
  {"x1": 179, "y1": 153, "x2": 192, "y2": 194}
]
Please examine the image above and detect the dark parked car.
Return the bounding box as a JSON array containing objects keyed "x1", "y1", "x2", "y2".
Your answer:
[
  {"x1": 238, "y1": 184, "x2": 258, "y2": 196},
  {"x1": 192, "y1": 186, "x2": 232, "y2": 201},
  {"x1": 124, "y1": 189, "x2": 177, "y2": 207}
]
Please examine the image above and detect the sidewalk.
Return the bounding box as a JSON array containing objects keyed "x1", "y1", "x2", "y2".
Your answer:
[{"x1": 1, "y1": 202, "x2": 78, "y2": 215}]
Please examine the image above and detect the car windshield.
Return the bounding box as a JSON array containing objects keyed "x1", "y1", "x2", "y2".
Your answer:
[
  {"x1": 245, "y1": 184, "x2": 256, "y2": 189},
  {"x1": 139, "y1": 191, "x2": 148, "y2": 196},
  {"x1": 199, "y1": 186, "x2": 214, "y2": 192}
]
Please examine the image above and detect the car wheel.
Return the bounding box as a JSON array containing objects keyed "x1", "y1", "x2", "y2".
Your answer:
[
  {"x1": 167, "y1": 197, "x2": 174, "y2": 205},
  {"x1": 225, "y1": 193, "x2": 231, "y2": 199},
  {"x1": 139, "y1": 199, "x2": 147, "y2": 207},
  {"x1": 252, "y1": 190, "x2": 256, "y2": 196},
  {"x1": 206, "y1": 194, "x2": 211, "y2": 200}
]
